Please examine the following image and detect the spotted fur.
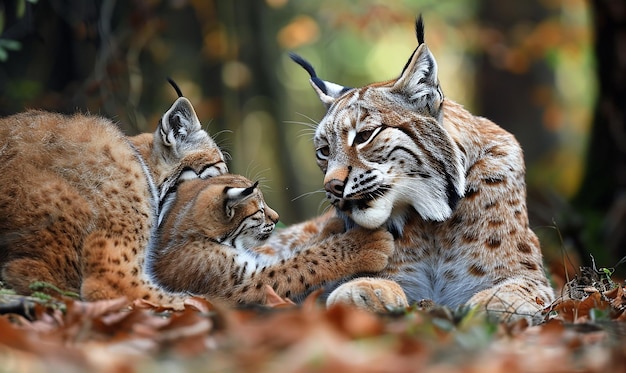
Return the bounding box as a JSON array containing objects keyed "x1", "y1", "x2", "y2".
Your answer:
[
  {"x1": 147, "y1": 175, "x2": 394, "y2": 306},
  {"x1": 0, "y1": 94, "x2": 227, "y2": 305},
  {"x1": 285, "y1": 16, "x2": 554, "y2": 323}
]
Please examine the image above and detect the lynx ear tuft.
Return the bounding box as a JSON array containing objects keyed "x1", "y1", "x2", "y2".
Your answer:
[
  {"x1": 289, "y1": 52, "x2": 351, "y2": 109},
  {"x1": 416, "y1": 14, "x2": 425, "y2": 45},
  {"x1": 167, "y1": 77, "x2": 184, "y2": 98},
  {"x1": 224, "y1": 182, "x2": 258, "y2": 218}
]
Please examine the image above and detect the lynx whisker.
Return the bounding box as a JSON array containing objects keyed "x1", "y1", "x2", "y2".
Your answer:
[
  {"x1": 291, "y1": 189, "x2": 326, "y2": 202},
  {"x1": 294, "y1": 112, "x2": 320, "y2": 126},
  {"x1": 284, "y1": 120, "x2": 318, "y2": 129}
]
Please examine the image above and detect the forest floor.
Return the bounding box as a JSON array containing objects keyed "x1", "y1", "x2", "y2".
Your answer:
[{"x1": 0, "y1": 263, "x2": 625, "y2": 373}]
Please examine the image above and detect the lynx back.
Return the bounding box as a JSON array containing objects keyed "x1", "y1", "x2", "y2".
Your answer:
[{"x1": 0, "y1": 92, "x2": 227, "y2": 303}]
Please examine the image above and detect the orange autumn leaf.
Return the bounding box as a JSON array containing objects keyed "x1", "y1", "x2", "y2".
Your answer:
[{"x1": 264, "y1": 285, "x2": 297, "y2": 308}]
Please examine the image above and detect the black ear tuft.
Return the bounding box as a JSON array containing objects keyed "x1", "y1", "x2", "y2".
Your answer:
[
  {"x1": 290, "y1": 52, "x2": 352, "y2": 107},
  {"x1": 289, "y1": 52, "x2": 328, "y2": 94},
  {"x1": 167, "y1": 77, "x2": 184, "y2": 98},
  {"x1": 289, "y1": 52, "x2": 318, "y2": 79},
  {"x1": 242, "y1": 181, "x2": 259, "y2": 197},
  {"x1": 416, "y1": 14, "x2": 424, "y2": 45}
]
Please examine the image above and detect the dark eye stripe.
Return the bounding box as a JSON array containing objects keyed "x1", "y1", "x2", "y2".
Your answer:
[{"x1": 387, "y1": 145, "x2": 422, "y2": 165}]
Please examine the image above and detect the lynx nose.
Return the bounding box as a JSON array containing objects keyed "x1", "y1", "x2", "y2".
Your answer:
[{"x1": 325, "y1": 179, "x2": 345, "y2": 198}]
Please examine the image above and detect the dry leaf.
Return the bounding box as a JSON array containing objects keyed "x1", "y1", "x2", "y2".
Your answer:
[{"x1": 264, "y1": 285, "x2": 296, "y2": 308}]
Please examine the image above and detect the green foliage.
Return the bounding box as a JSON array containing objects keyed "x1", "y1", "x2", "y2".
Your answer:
[
  {"x1": 0, "y1": 38, "x2": 20, "y2": 61},
  {"x1": 589, "y1": 307, "x2": 612, "y2": 322},
  {"x1": 0, "y1": 0, "x2": 38, "y2": 61},
  {"x1": 28, "y1": 281, "x2": 80, "y2": 299}
]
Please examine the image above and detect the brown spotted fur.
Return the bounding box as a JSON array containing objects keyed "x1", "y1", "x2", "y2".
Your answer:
[
  {"x1": 147, "y1": 175, "x2": 394, "y2": 306},
  {"x1": 0, "y1": 97, "x2": 227, "y2": 306}
]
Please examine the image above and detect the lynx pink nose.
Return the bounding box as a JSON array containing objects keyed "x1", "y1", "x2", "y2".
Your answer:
[{"x1": 325, "y1": 179, "x2": 345, "y2": 198}]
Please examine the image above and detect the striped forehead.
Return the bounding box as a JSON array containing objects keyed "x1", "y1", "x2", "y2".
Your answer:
[
  {"x1": 317, "y1": 89, "x2": 375, "y2": 136},
  {"x1": 326, "y1": 89, "x2": 360, "y2": 116}
]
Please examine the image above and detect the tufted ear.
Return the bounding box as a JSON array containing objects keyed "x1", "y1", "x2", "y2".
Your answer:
[
  {"x1": 289, "y1": 52, "x2": 351, "y2": 109},
  {"x1": 390, "y1": 16, "x2": 443, "y2": 118},
  {"x1": 157, "y1": 97, "x2": 203, "y2": 152},
  {"x1": 224, "y1": 182, "x2": 258, "y2": 219}
]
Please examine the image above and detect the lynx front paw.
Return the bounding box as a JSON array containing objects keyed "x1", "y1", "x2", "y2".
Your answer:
[
  {"x1": 351, "y1": 228, "x2": 394, "y2": 273},
  {"x1": 327, "y1": 277, "x2": 408, "y2": 313},
  {"x1": 468, "y1": 284, "x2": 547, "y2": 325}
]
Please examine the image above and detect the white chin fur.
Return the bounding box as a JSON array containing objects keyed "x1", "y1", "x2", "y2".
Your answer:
[{"x1": 349, "y1": 198, "x2": 393, "y2": 229}]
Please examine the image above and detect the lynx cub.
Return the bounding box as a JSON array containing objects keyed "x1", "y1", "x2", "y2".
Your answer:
[
  {"x1": 285, "y1": 16, "x2": 554, "y2": 323},
  {"x1": 0, "y1": 92, "x2": 227, "y2": 302},
  {"x1": 146, "y1": 175, "x2": 394, "y2": 306}
]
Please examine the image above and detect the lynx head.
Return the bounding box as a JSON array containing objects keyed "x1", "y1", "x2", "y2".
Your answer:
[
  {"x1": 290, "y1": 16, "x2": 465, "y2": 232},
  {"x1": 158, "y1": 175, "x2": 279, "y2": 251},
  {"x1": 130, "y1": 79, "x2": 228, "y2": 208}
]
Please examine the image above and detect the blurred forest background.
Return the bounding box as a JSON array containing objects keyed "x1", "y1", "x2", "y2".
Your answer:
[{"x1": 0, "y1": 0, "x2": 624, "y2": 275}]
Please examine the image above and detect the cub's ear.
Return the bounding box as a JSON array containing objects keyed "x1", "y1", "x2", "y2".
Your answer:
[
  {"x1": 391, "y1": 17, "x2": 443, "y2": 118},
  {"x1": 224, "y1": 182, "x2": 258, "y2": 218},
  {"x1": 289, "y1": 52, "x2": 351, "y2": 109},
  {"x1": 157, "y1": 97, "x2": 202, "y2": 150}
]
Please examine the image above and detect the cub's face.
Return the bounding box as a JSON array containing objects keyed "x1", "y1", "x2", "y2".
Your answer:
[
  {"x1": 290, "y1": 25, "x2": 465, "y2": 230},
  {"x1": 160, "y1": 175, "x2": 279, "y2": 251}
]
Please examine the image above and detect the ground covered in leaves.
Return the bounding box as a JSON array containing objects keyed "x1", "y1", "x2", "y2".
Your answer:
[{"x1": 1, "y1": 268, "x2": 626, "y2": 373}]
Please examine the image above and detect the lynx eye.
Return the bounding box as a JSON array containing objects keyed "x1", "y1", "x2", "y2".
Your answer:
[
  {"x1": 316, "y1": 146, "x2": 330, "y2": 160},
  {"x1": 354, "y1": 129, "x2": 376, "y2": 145}
]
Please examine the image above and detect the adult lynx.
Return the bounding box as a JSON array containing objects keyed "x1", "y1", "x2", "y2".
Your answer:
[{"x1": 285, "y1": 16, "x2": 554, "y2": 323}]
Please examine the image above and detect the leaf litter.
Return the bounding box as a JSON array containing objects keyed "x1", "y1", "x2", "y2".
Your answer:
[{"x1": 1, "y1": 269, "x2": 626, "y2": 373}]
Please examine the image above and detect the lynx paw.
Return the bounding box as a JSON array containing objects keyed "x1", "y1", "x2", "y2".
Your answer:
[
  {"x1": 351, "y1": 228, "x2": 394, "y2": 273},
  {"x1": 468, "y1": 285, "x2": 546, "y2": 325},
  {"x1": 327, "y1": 277, "x2": 408, "y2": 313}
]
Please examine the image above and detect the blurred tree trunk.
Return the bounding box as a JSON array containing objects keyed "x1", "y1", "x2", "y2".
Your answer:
[
  {"x1": 474, "y1": 1, "x2": 557, "y2": 167},
  {"x1": 573, "y1": 0, "x2": 626, "y2": 270},
  {"x1": 216, "y1": 0, "x2": 305, "y2": 223}
]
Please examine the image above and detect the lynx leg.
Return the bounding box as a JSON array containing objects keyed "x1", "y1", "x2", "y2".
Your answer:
[
  {"x1": 80, "y1": 276, "x2": 120, "y2": 301},
  {"x1": 327, "y1": 277, "x2": 409, "y2": 313},
  {"x1": 1, "y1": 257, "x2": 77, "y2": 295},
  {"x1": 80, "y1": 231, "x2": 139, "y2": 301}
]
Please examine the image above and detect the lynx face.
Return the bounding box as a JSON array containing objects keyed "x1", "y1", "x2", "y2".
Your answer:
[
  {"x1": 157, "y1": 175, "x2": 279, "y2": 252},
  {"x1": 290, "y1": 41, "x2": 464, "y2": 232},
  {"x1": 129, "y1": 97, "x2": 229, "y2": 210}
]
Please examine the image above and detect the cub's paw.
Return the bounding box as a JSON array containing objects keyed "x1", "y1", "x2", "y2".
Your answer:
[
  {"x1": 327, "y1": 277, "x2": 408, "y2": 313},
  {"x1": 349, "y1": 228, "x2": 394, "y2": 273}
]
